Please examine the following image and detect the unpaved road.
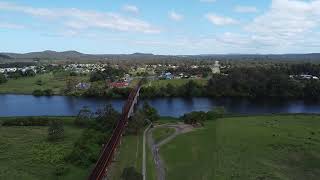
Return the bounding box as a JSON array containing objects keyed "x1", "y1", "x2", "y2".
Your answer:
[{"x1": 146, "y1": 123, "x2": 193, "y2": 180}]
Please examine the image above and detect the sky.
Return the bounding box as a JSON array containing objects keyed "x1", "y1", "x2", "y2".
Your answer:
[{"x1": 0, "y1": 0, "x2": 320, "y2": 55}]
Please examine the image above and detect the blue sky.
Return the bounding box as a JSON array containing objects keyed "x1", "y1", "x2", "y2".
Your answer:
[{"x1": 0, "y1": 0, "x2": 319, "y2": 54}]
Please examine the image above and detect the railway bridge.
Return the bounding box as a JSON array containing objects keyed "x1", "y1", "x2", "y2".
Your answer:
[{"x1": 88, "y1": 81, "x2": 142, "y2": 180}]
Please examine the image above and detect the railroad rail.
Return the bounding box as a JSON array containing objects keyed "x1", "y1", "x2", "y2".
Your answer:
[{"x1": 88, "y1": 81, "x2": 142, "y2": 180}]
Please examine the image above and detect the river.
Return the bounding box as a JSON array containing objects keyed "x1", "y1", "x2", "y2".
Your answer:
[{"x1": 0, "y1": 94, "x2": 320, "y2": 117}]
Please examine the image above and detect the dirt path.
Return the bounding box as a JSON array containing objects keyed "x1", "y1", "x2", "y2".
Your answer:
[{"x1": 146, "y1": 123, "x2": 193, "y2": 180}]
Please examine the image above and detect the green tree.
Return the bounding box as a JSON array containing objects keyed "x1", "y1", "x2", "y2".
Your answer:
[
  {"x1": 142, "y1": 102, "x2": 159, "y2": 122},
  {"x1": 181, "y1": 111, "x2": 207, "y2": 126},
  {"x1": 0, "y1": 74, "x2": 7, "y2": 84},
  {"x1": 74, "y1": 106, "x2": 93, "y2": 127},
  {"x1": 127, "y1": 110, "x2": 146, "y2": 135},
  {"x1": 48, "y1": 120, "x2": 64, "y2": 141},
  {"x1": 207, "y1": 106, "x2": 226, "y2": 120},
  {"x1": 32, "y1": 89, "x2": 44, "y2": 96},
  {"x1": 36, "y1": 79, "x2": 44, "y2": 86},
  {"x1": 95, "y1": 104, "x2": 120, "y2": 131}
]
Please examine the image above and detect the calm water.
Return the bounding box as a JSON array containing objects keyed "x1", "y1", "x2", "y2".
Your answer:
[{"x1": 0, "y1": 94, "x2": 320, "y2": 117}]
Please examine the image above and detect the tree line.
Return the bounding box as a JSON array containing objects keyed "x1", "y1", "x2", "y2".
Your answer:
[{"x1": 140, "y1": 66, "x2": 320, "y2": 100}]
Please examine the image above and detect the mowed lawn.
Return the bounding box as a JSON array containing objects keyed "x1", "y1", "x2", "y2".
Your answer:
[
  {"x1": 0, "y1": 117, "x2": 87, "y2": 180},
  {"x1": 0, "y1": 73, "x2": 88, "y2": 95},
  {"x1": 160, "y1": 115, "x2": 320, "y2": 180}
]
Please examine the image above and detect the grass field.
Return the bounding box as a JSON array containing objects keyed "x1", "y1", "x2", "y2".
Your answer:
[
  {"x1": 108, "y1": 134, "x2": 143, "y2": 180},
  {"x1": 0, "y1": 117, "x2": 87, "y2": 180},
  {"x1": 0, "y1": 73, "x2": 88, "y2": 95},
  {"x1": 160, "y1": 115, "x2": 320, "y2": 180},
  {"x1": 152, "y1": 127, "x2": 176, "y2": 144}
]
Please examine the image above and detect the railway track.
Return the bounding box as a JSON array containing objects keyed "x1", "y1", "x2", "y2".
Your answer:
[{"x1": 88, "y1": 81, "x2": 142, "y2": 180}]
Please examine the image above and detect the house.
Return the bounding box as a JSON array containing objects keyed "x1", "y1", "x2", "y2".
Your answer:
[
  {"x1": 110, "y1": 82, "x2": 129, "y2": 88},
  {"x1": 76, "y1": 82, "x2": 91, "y2": 90},
  {"x1": 161, "y1": 72, "x2": 173, "y2": 80}
]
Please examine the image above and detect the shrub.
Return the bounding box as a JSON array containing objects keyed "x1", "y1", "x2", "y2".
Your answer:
[
  {"x1": 0, "y1": 74, "x2": 7, "y2": 84},
  {"x1": 36, "y1": 79, "x2": 44, "y2": 86},
  {"x1": 32, "y1": 89, "x2": 44, "y2": 96},
  {"x1": 74, "y1": 106, "x2": 93, "y2": 127},
  {"x1": 43, "y1": 89, "x2": 53, "y2": 96},
  {"x1": 181, "y1": 111, "x2": 207, "y2": 126},
  {"x1": 66, "y1": 129, "x2": 108, "y2": 166},
  {"x1": 206, "y1": 106, "x2": 226, "y2": 120}
]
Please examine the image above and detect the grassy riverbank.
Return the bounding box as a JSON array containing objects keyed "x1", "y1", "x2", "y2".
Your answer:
[
  {"x1": 160, "y1": 115, "x2": 320, "y2": 180},
  {"x1": 0, "y1": 117, "x2": 88, "y2": 180}
]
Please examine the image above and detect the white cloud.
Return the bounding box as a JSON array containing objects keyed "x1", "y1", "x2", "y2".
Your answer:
[
  {"x1": 205, "y1": 13, "x2": 238, "y2": 26},
  {"x1": 122, "y1": 5, "x2": 139, "y2": 14},
  {"x1": 169, "y1": 11, "x2": 184, "y2": 21},
  {"x1": 0, "y1": 1, "x2": 160, "y2": 34},
  {"x1": 234, "y1": 6, "x2": 258, "y2": 13},
  {"x1": 245, "y1": 0, "x2": 320, "y2": 46},
  {"x1": 200, "y1": 0, "x2": 216, "y2": 3}
]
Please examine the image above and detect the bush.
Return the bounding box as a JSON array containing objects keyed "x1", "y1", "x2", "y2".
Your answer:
[
  {"x1": 48, "y1": 120, "x2": 64, "y2": 141},
  {"x1": 66, "y1": 129, "x2": 108, "y2": 166},
  {"x1": 0, "y1": 74, "x2": 7, "y2": 84},
  {"x1": 2, "y1": 117, "x2": 50, "y2": 126},
  {"x1": 181, "y1": 111, "x2": 207, "y2": 126},
  {"x1": 36, "y1": 79, "x2": 44, "y2": 86},
  {"x1": 32, "y1": 89, "x2": 44, "y2": 96},
  {"x1": 74, "y1": 106, "x2": 93, "y2": 127},
  {"x1": 43, "y1": 89, "x2": 54, "y2": 96},
  {"x1": 206, "y1": 106, "x2": 226, "y2": 120}
]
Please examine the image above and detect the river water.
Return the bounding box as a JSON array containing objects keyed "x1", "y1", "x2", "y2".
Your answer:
[{"x1": 0, "y1": 94, "x2": 320, "y2": 117}]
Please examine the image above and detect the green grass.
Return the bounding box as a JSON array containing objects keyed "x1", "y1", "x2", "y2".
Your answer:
[
  {"x1": 108, "y1": 134, "x2": 143, "y2": 180},
  {"x1": 0, "y1": 73, "x2": 88, "y2": 95},
  {"x1": 152, "y1": 127, "x2": 176, "y2": 144},
  {"x1": 160, "y1": 115, "x2": 320, "y2": 180},
  {"x1": 0, "y1": 117, "x2": 87, "y2": 180},
  {"x1": 147, "y1": 79, "x2": 208, "y2": 88}
]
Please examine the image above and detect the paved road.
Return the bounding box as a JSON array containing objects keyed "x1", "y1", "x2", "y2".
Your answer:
[{"x1": 146, "y1": 123, "x2": 193, "y2": 180}]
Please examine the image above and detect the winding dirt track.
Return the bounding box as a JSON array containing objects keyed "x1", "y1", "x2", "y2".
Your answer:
[{"x1": 146, "y1": 123, "x2": 193, "y2": 180}]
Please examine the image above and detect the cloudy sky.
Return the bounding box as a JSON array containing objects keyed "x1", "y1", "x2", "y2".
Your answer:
[{"x1": 0, "y1": 0, "x2": 320, "y2": 54}]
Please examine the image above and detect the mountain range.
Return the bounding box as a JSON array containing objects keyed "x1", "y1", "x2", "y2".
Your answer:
[{"x1": 1, "y1": 50, "x2": 320, "y2": 62}]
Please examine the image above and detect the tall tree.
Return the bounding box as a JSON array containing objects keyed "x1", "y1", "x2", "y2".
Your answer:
[
  {"x1": 142, "y1": 102, "x2": 159, "y2": 122},
  {"x1": 0, "y1": 74, "x2": 7, "y2": 84}
]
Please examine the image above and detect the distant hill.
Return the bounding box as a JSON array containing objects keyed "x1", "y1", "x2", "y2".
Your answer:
[
  {"x1": 0, "y1": 54, "x2": 12, "y2": 59},
  {"x1": 1, "y1": 50, "x2": 320, "y2": 63}
]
